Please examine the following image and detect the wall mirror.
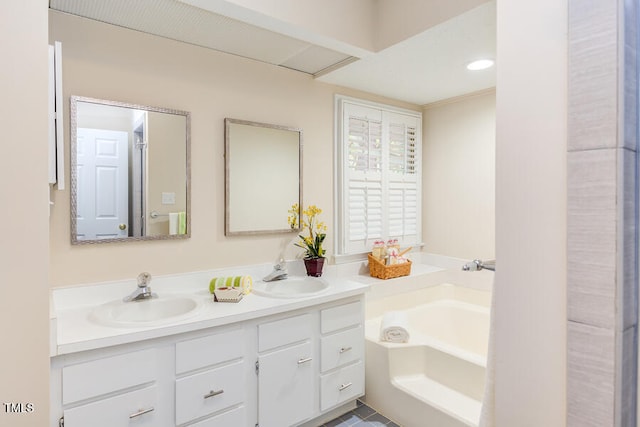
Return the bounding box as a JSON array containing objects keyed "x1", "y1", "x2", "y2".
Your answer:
[
  {"x1": 225, "y1": 118, "x2": 302, "y2": 235},
  {"x1": 70, "y1": 96, "x2": 190, "y2": 244}
]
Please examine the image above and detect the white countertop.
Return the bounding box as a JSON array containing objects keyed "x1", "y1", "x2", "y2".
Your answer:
[
  {"x1": 50, "y1": 253, "x2": 490, "y2": 357},
  {"x1": 50, "y1": 264, "x2": 368, "y2": 356}
]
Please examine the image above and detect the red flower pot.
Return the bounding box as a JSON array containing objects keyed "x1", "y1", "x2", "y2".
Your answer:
[{"x1": 304, "y1": 257, "x2": 325, "y2": 277}]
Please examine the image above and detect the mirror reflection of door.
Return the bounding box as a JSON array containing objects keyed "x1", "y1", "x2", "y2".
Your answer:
[
  {"x1": 76, "y1": 128, "x2": 129, "y2": 240},
  {"x1": 71, "y1": 96, "x2": 190, "y2": 244}
]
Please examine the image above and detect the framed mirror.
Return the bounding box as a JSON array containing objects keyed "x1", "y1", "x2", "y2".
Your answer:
[
  {"x1": 225, "y1": 118, "x2": 302, "y2": 235},
  {"x1": 70, "y1": 96, "x2": 190, "y2": 244}
]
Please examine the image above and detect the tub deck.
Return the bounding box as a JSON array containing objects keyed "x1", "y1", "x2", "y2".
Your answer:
[
  {"x1": 364, "y1": 283, "x2": 491, "y2": 427},
  {"x1": 393, "y1": 374, "x2": 482, "y2": 427}
]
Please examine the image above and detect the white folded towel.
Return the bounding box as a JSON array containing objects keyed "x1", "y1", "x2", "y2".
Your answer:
[
  {"x1": 379, "y1": 311, "x2": 410, "y2": 343},
  {"x1": 169, "y1": 212, "x2": 179, "y2": 235}
]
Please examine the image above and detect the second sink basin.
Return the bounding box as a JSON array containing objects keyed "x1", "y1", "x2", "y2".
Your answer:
[
  {"x1": 252, "y1": 276, "x2": 330, "y2": 298},
  {"x1": 90, "y1": 295, "x2": 202, "y2": 327}
]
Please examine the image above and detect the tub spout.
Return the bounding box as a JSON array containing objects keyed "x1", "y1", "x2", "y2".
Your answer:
[{"x1": 462, "y1": 259, "x2": 495, "y2": 272}]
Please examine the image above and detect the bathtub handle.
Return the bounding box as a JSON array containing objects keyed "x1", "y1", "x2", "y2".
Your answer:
[
  {"x1": 339, "y1": 346, "x2": 352, "y2": 354},
  {"x1": 297, "y1": 357, "x2": 313, "y2": 365},
  {"x1": 339, "y1": 382, "x2": 353, "y2": 391}
]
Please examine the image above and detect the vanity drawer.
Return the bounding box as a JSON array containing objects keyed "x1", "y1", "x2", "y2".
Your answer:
[
  {"x1": 63, "y1": 385, "x2": 158, "y2": 427},
  {"x1": 320, "y1": 361, "x2": 364, "y2": 411},
  {"x1": 321, "y1": 301, "x2": 362, "y2": 334},
  {"x1": 62, "y1": 348, "x2": 156, "y2": 405},
  {"x1": 259, "y1": 313, "x2": 312, "y2": 352},
  {"x1": 176, "y1": 328, "x2": 245, "y2": 374},
  {"x1": 320, "y1": 325, "x2": 364, "y2": 373},
  {"x1": 175, "y1": 360, "x2": 245, "y2": 425},
  {"x1": 189, "y1": 405, "x2": 246, "y2": 427}
]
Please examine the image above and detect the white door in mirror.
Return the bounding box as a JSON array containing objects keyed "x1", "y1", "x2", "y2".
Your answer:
[{"x1": 76, "y1": 128, "x2": 129, "y2": 240}]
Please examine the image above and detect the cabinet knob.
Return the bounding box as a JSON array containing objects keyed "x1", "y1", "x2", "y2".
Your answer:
[
  {"x1": 297, "y1": 357, "x2": 313, "y2": 365},
  {"x1": 204, "y1": 389, "x2": 224, "y2": 399},
  {"x1": 339, "y1": 346, "x2": 352, "y2": 354}
]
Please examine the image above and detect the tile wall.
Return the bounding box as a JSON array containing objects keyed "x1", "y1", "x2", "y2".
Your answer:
[{"x1": 567, "y1": 1, "x2": 638, "y2": 426}]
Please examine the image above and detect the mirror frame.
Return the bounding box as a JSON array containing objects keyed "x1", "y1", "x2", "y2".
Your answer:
[
  {"x1": 224, "y1": 118, "x2": 303, "y2": 236},
  {"x1": 70, "y1": 95, "x2": 191, "y2": 245}
]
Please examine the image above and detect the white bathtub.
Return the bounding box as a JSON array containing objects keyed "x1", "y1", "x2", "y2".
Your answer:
[{"x1": 364, "y1": 283, "x2": 490, "y2": 427}]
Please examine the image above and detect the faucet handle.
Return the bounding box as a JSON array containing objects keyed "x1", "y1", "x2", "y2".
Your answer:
[
  {"x1": 137, "y1": 272, "x2": 152, "y2": 287},
  {"x1": 275, "y1": 259, "x2": 287, "y2": 271}
]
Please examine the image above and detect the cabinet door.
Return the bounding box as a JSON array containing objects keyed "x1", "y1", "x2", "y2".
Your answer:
[
  {"x1": 175, "y1": 361, "x2": 245, "y2": 425},
  {"x1": 188, "y1": 405, "x2": 246, "y2": 427},
  {"x1": 320, "y1": 361, "x2": 364, "y2": 411},
  {"x1": 258, "y1": 341, "x2": 314, "y2": 427},
  {"x1": 320, "y1": 326, "x2": 364, "y2": 373},
  {"x1": 63, "y1": 386, "x2": 158, "y2": 427},
  {"x1": 62, "y1": 348, "x2": 156, "y2": 405}
]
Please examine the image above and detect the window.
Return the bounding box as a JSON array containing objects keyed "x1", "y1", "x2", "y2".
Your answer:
[{"x1": 335, "y1": 96, "x2": 422, "y2": 256}]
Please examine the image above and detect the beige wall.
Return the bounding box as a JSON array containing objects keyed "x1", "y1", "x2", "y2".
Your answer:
[
  {"x1": 422, "y1": 90, "x2": 495, "y2": 260},
  {"x1": 0, "y1": 1, "x2": 50, "y2": 426},
  {"x1": 375, "y1": 0, "x2": 490, "y2": 50},
  {"x1": 225, "y1": 0, "x2": 491, "y2": 53},
  {"x1": 494, "y1": 0, "x2": 567, "y2": 425},
  {"x1": 48, "y1": 10, "x2": 418, "y2": 287},
  {"x1": 224, "y1": 0, "x2": 376, "y2": 52}
]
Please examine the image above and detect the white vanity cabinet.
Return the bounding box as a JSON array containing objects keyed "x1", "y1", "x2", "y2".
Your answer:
[{"x1": 51, "y1": 294, "x2": 365, "y2": 427}]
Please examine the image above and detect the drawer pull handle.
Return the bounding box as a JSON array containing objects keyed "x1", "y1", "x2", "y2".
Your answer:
[
  {"x1": 297, "y1": 357, "x2": 313, "y2": 365},
  {"x1": 129, "y1": 407, "x2": 154, "y2": 419},
  {"x1": 339, "y1": 346, "x2": 352, "y2": 354},
  {"x1": 339, "y1": 382, "x2": 353, "y2": 391},
  {"x1": 204, "y1": 389, "x2": 224, "y2": 399}
]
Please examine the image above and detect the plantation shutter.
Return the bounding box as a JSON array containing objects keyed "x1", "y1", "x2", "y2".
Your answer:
[
  {"x1": 342, "y1": 104, "x2": 384, "y2": 254},
  {"x1": 339, "y1": 99, "x2": 421, "y2": 255},
  {"x1": 386, "y1": 112, "x2": 420, "y2": 246}
]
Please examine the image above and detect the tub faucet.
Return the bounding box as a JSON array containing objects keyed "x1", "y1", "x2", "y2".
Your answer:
[
  {"x1": 263, "y1": 260, "x2": 288, "y2": 282},
  {"x1": 462, "y1": 259, "x2": 496, "y2": 272},
  {"x1": 123, "y1": 272, "x2": 157, "y2": 302}
]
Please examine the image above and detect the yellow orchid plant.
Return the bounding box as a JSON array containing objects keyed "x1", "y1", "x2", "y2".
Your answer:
[{"x1": 288, "y1": 203, "x2": 327, "y2": 259}]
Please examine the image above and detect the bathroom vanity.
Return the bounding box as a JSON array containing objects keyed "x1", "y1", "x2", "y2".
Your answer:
[{"x1": 49, "y1": 271, "x2": 367, "y2": 427}]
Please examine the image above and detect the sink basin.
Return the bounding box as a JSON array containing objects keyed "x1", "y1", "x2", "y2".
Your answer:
[
  {"x1": 90, "y1": 295, "x2": 202, "y2": 327},
  {"x1": 252, "y1": 276, "x2": 330, "y2": 298}
]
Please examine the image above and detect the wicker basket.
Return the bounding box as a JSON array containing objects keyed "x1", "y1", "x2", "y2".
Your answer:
[{"x1": 368, "y1": 253, "x2": 412, "y2": 280}]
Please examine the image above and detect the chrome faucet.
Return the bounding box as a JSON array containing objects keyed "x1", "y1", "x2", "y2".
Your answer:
[
  {"x1": 263, "y1": 259, "x2": 288, "y2": 282},
  {"x1": 462, "y1": 259, "x2": 496, "y2": 272},
  {"x1": 123, "y1": 272, "x2": 157, "y2": 302}
]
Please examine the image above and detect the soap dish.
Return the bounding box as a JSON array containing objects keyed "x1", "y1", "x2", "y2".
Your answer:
[{"x1": 214, "y1": 287, "x2": 243, "y2": 303}]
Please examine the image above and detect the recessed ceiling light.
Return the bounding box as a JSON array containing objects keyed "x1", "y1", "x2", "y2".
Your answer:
[{"x1": 466, "y1": 59, "x2": 494, "y2": 71}]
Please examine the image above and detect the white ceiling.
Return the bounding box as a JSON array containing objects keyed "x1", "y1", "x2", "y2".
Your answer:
[
  {"x1": 318, "y1": 2, "x2": 496, "y2": 105},
  {"x1": 49, "y1": 0, "x2": 496, "y2": 106}
]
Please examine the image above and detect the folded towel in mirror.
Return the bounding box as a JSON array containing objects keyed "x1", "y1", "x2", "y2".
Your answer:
[
  {"x1": 178, "y1": 211, "x2": 187, "y2": 235},
  {"x1": 380, "y1": 311, "x2": 410, "y2": 343},
  {"x1": 169, "y1": 212, "x2": 179, "y2": 235}
]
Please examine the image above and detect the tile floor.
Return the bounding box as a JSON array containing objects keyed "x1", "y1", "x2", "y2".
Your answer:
[{"x1": 321, "y1": 400, "x2": 400, "y2": 427}]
